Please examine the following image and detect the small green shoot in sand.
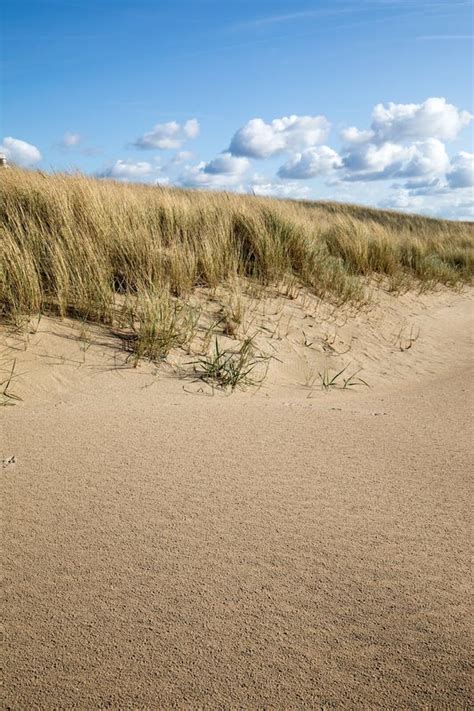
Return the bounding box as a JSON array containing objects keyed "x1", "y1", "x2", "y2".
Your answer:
[
  {"x1": 319, "y1": 365, "x2": 369, "y2": 391},
  {"x1": 0, "y1": 358, "x2": 23, "y2": 406}
]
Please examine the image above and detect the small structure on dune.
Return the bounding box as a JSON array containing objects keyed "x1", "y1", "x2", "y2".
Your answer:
[{"x1": 0, "y1": 154, "x2": 9, "y2": 168}]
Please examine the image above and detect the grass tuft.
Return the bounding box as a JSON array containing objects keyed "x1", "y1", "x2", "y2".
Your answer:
[
  {"x1": 119, "y1": 291, "x2": 199, "y2": 365},
  {"x1": 189, "y1": 336, "x2": 269, "y2": 391},
  {"x1": 319, "y1": 365, "x2": 369, "y2": 391},
  {"x1": 0, "y1": 357, "x2": 23, "y2": 406}
]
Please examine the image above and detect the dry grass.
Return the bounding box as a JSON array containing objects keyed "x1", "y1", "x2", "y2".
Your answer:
[
  {"x1": 118, "y1": 291, "x2": 199, "y2": 365},
  {"x1": 1, "y1": 168, "x2": 473, "y2": 355}
]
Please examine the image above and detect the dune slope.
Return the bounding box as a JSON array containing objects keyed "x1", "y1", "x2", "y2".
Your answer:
[{"x1": 1, "y1": 291, "x2": 473, "y2": 709}]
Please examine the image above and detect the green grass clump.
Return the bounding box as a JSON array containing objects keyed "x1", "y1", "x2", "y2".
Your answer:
[{"x1": 190, "y1": 336, "x2": 268, "y2": 391}]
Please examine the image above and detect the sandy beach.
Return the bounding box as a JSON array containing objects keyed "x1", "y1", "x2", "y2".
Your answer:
[
  {"x1": 1, "y1": 289, "x2": 472, "y2": 708},
  {"x1": 2, "y1": 0, "x2": 474, "y2": 704}
]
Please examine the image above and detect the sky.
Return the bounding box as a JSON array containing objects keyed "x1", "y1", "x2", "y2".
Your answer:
[{"x1": 1, "y1": 0, "x2": 473, "y2": 219}]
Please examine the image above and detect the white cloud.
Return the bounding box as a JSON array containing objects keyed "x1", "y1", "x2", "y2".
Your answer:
[
  {"x1": 134, "y1": 119, "x2": 200, "y2": 150},
  {"x1": 264, "y1": 98, "x2": 471, "y2": 189},
  {"x1": 447, "y1": 151, "x2": 474, "y2": 189},
  {"x1": 371, "y1": 97, "x2": 472, "y2": 143},
  {"x1": 278, "y1": 145, "x2": 342, "y2": 179},
  {"x1": 388, "y1": 151, "x2": 473, "y2": 213},
  {"x1": 399, "y1": 177, "x2": 445, "y2": 195},
  {"x1": 179, "y1": 168, "x2": 244, "y2": 189},
  {"x1": 342, "y1": 138, "x2": 450, "y2": 181},
  {"x1": 380, "y1": 187, "x2": 474, "y2": 221},
  {"x1": 250, "y1": 174, "x2": 312, "y2": 199},
  {"x1": 343, "y1": 141, "x2": 407, "y2": 175},
  {"x1": 338, "y1": 98, "x2": 472, "y2": 186},
  {"x1": 154, "y1": 175, "x2": 170, "y2": 186},
  {"x1": 229, "y1": 115, "x2": 330, "y2": 159},
  {"x1": 98, "y1": 159, "x2": 154, "y2": 180},
  {"x1": 379, "y1": 189, "x2": 425, "y2": 213},
  {"x1": 0, "y1": 136, "x2": 41, "y2": 166},
  {"x1": 54, "y1": 132, "x2": 103, "y2": 156},
  {"x1": 177, "y1": 159, "x2": 311, "y2": 199},
  {"x1": 434, "y1": 198, "x2": 474, "y2": 221},
  {"x1": 61, "y1": 132, "x2": 81, "y2": 148},
  {"x1": 179, "y1": 155, "x2": 313, "y2": 197},
  {"x1": 42, "y1": 96, "x2": 468, "y2": 220},
  {"x1": 171, "y1": 150, "x2": 195, "y2": 164},
  {"x1": 340, "y1": 126, "x2": 375, "y2": 144},
  {"x1": 178, "y1": 151, "x2": 250, "y2": 189},
  {"x1": 203, "y1": 152, "x2": 250, "y2": 175},
  {"x1": 183, "y1": 119, "x2": 200, "y2": 139},
  {"x1": 400, "y1": 138, "x2": 451, "y2": 177}
]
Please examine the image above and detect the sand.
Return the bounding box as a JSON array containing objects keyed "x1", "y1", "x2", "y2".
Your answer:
[{"x1": 1, "y1": 289, "x2": 473, "y2": 709}]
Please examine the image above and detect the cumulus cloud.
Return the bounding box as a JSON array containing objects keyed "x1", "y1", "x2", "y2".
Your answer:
[
  {"x1": 370, "y1": 97, "x2": 472, "y2": 143},
  {"x1": 391, "y1": 155, "x2": 473, "y2": 199},
  {"x1": 170, "y1": 150, "x2": 195, "y2": 165},
  {"x1": 340, "y1": 98, "x2": 472, "y2": 151},
  {"x1": 399, "y1": 177, "x2": 446, "y2": 195},
  {"x1": 341, "y1": 98, "x2": 472, "y2": 149},
  {"x1": 179, "y1": 152, "x2": 250, "y2": 189},
  {"x1": 338, "y1": 98, "x2": 472, "y2": 189},
  {"x1": 447, "y1": 151, "x2": 474, "y2": 189},
  {"x1": 134, "y1": 119, "x2": 200, "y2": 150},
  {"x1": 380, "y1": 187, "x2": 474, "y2": 221},
  {"x1": 179, "y1": 168, "x2": 243, "y2": 189},
  {"x1": 342, "y1": 138, "x2": 451, "y2": 182},
  {"x1": 379, "y1": 189, "x2": 425, "y2": 213},
  {"x1": 278, "y1": 145, "x2": 342, "y2": 179},
  {"x1": 250, "y1": 175, "x2": 312, "y2": 199},
  {"x1": 0, "y1": 136, "x2": 41, "y2": 166},
  {"x1": 98, "y1": 159, "x2": 154, "y2": 180},
  {"x1": 229, "y1": 115, "x2": 330, "y2": 159},
  {"x1": 401, "y1": 138, "x2": 451, "y2": 177},
  {"x1": 203, "y1": 152, "x2": 250, "y2": 175},
  {"x1": 345, "y1": 141, "x2": 411, "y2": 177},
  {"x1": 340, "y1": 126, "x2": 375, "y2": 145}
]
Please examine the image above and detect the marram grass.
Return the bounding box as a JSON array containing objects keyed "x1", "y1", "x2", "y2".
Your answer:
[{"x1": 1, "y1": 168, "x2": 473, "y2": 330}]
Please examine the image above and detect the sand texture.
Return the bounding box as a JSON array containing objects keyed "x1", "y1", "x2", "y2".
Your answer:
[{"x1": 1, "y1": 290, "x2": 473, "y2": 709}]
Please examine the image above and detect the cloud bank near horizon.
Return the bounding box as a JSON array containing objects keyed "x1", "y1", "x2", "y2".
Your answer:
[{"x1": 1, "y1": 98, "x2": 472, "y2": 220}]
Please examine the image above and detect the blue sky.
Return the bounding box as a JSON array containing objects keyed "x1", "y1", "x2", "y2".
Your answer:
[{"x1": 2, "y1": 0, "x2": 473, "y2": 218}]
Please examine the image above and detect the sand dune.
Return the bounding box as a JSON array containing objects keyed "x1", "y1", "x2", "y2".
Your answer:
[{"x1": 1, "y1": 289, "x2": 473, "y2": 708}]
